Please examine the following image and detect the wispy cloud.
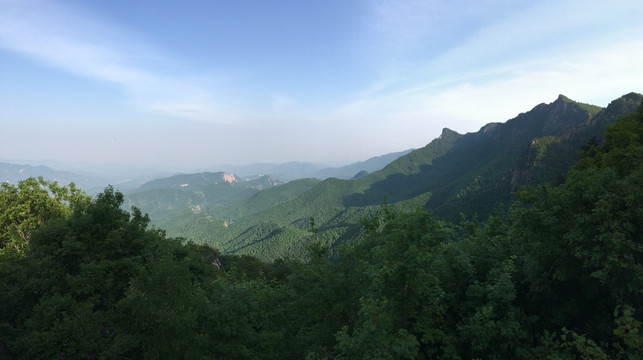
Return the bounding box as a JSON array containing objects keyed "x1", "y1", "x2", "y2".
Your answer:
[
  {"x1": 0, "y1": 0, "x2": 232, "y2": 123},
  {"x1": 341, "y1": 0, "x2": 643, "y2": 134}
]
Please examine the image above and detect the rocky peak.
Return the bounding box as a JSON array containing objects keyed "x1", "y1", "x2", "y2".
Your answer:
[
  {"x1": 222, "y1": 173, "x2": 237, "y2": 183},
  {"x1": 555, "y1": 94, "x2": 574, "y2": 103},
  {"x1": 438, "y1": 128, "x2": 460, "y2": 140}
]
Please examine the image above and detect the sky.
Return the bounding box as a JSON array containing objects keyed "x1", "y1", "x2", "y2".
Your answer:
[{"x1": 1, "y1": 0, "x2": 642, "y2": 172}]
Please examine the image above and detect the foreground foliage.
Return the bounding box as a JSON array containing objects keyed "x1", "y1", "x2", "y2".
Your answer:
[
  {"x1": 0, "y1": 177, "x2": 89, "y2": 254},
  {"x1": 1, "y1": 105, "x2": 642, "y2": 359}
]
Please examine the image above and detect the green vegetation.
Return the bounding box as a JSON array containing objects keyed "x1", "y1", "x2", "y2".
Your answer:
[
  {"x1": 0, "y1": 177, "x2": 90, "y2": 255},
  {"x1": 125, "y1": 93, "x2": 642, "y2": 261},
  {"x1": 1, "y1": 102, "x2": 641, "y2": 358}
]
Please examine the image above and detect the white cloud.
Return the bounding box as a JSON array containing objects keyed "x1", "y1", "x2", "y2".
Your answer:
[
  {"x1": 340, "y1": 0, "x2": 643, "y2": 137},
  {"x1": 0, "y1": 0, "x2": 233, "y2": 123}
]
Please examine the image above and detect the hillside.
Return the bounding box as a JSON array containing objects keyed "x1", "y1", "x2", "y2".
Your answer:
[{"x1": 125, "y1": 93, "x2": 642, "y2": 261}]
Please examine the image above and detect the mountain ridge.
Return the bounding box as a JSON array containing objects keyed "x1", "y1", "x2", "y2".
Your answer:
[
  {"x1": 148, "y1": 92, "x2": 641, "y2": 260},
  {"x1": 7, "y1": 92, "x2": 642, "y2": 261},
  {"x1": 214, "y1": 149, "x2": 414, "y2": 182},
  {"x1": 0, "y1": 162, "x2": 109, "y2": 193}
]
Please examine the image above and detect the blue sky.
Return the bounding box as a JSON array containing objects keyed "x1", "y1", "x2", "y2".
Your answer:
[{"x1": 1, "y1": 0, "x2": 642, "y2": 172}]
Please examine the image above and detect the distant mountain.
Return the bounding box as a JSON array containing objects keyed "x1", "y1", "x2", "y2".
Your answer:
[
  {"x1": 311, "y1": 149, "x2": 414, "y2": 179},
  {"x1": 215, "y1": 150, "x2": 413, "y2": 182},
  {"x1": 123, "y1": 171, "x2": 284, "y2": 221},
  {"x1": 215, "y1": 162, "x2": 326, "y2": 182},
  {"x1": 0, "y1": 162, "x2": 176, "y2": 194},
  {"x1": 124, "y1": 93, "x2": 642, "y2": 261},
  {"x1": 135, "y1": 171, "x2": 281, "y2": 192},
  {"x1": 0, "y1": 162, "x2": 108, "y2": 192}
]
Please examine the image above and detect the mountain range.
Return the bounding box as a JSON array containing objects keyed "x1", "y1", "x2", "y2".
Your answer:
[
  {"x1": 122, "y1": 92, "x2": 642, "y2": 261},
  {"x1": 0, "y1": 162, "x2": 109, "y2": 193},
  {"x1": 4, "y1": 92, "x2": 641, "y2": 261},
  {"x1": 216, "y1": 149, "x2": 414, "y2": 181},
  {"x1": 0, "y1": 149, "x2": 412, "y2": 193}
]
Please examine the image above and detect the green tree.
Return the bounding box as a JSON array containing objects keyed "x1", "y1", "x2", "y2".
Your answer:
[
  {"x1": 0, "y1": 178, "x2": 90, "y2": 357},
  {"x1": 511, "y1": 102, "x2": 643, "y2": 356},
  {"x1": 0, "y1": 177, "x2": 89, "y2": 254},
  {"x1": 4, "y1": 186, "x2": 220, "y2": 359},
  {"x1": 336, "y1": 207, "x2": 453, "y2": 359},
  {"x1": 107, "y1": 239, "x2": 212, "y2": 359}
]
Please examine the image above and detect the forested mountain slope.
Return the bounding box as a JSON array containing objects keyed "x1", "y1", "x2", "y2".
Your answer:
[{"x1": 127, "y1": 93, "x2": 642, "y2": 261}]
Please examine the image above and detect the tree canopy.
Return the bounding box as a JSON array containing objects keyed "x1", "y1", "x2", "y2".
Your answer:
[{"x1": 0, "y1": 177, "x2": 89, "y2": 254}]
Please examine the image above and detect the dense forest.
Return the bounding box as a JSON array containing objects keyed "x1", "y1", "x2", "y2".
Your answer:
[{"x1": 1, "y1": 104, "x2": 642, "y2": 359}]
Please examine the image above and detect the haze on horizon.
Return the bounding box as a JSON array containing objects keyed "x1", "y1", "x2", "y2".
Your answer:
[{"x1": 1, "y1": 0, "x2": 642, "y2": 173}]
